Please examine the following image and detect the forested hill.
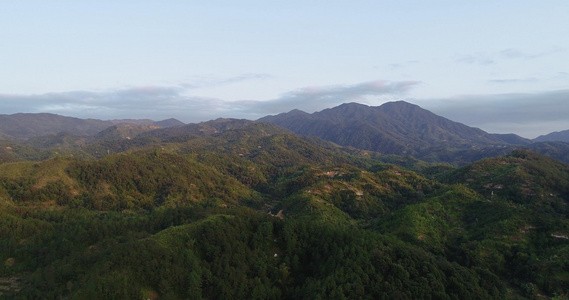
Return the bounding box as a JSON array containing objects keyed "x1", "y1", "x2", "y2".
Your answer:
[
  {"x1": 0, "y1": 119, "x2": 568, "y2": 298},
  {"x1": 259, "y1": 101, "x2": 522, "y2": 150},
  {"x1": 258, "y1": 101, "x2": 550, "y2": 163}
]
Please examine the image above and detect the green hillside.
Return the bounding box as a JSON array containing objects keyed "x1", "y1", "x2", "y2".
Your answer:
[{"x1": 0, "y1": 125, "x2": 568, "y2": 299}]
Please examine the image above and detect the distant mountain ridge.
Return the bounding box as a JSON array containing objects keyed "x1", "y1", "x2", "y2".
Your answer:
[
  {"x1": 0, "y1": 113, "x2": 113, "y2": 140},
  {"x1": 258, "y1": 101, "x2": 531, "y2": 158},
  {"x1": 138, "y1": 118, "x2": 291, "y2": 142},
  {"x1": 534, "y1": 129, "x2": 569, "y2": 143},
  {"x1": 93, "y1": 125, "x2": 163, "y2": 142},
  {"x1": 0, "y1": 113, "x2": 184, "y2": 141},
  {"x1": 110, "y1": 118, "x2": 185, "y2": 128}
]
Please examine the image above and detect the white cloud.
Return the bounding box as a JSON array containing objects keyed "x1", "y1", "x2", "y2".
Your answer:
[
  {"x1": 0, "y1": 87, "x2": 220, "y2": 121},
  {"x1": 177, "y1": 73, "x2": 273, "y2": 90},
  {"x1": 488, "y1": 78, "x2": 538, "y2": 84}
]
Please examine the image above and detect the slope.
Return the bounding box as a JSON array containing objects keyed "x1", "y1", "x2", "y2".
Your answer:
[
  {"x1": 2, "y1": 115, "x2": 569, "y2": 298},
  {"x1": 534, "y1": 129, "x2": 569, "y2": 143},
  {"x1": 259, "y1": 101, "x2": 530, "y2": 162}
]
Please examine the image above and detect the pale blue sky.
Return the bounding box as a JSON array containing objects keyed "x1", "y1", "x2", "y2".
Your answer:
[{"x1": 1, "y1": 1, "x2": 568, "y2": 138}]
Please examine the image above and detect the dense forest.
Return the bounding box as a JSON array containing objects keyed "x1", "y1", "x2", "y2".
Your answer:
[{"x1": 0, "y1": 120, "x2": 568, "y2": 299}]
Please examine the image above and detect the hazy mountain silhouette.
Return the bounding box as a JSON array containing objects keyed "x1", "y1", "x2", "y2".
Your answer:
[{"x1": 259, "y1": 101, "x2": 530, "y2": 157}]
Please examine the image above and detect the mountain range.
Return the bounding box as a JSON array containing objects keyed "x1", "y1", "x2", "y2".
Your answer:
[
  {"x1": 258, "y1": 101, "x2": 526, "y2": 154},
  {"x1": 1, "y1": 101, "x2": 568, "y2": 165},
  {"x1": 1, "y1": 101, "x2": 569, "y2": 298}
]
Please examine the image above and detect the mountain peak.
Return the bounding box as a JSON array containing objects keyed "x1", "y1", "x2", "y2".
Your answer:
[
  {"x1": 378, "y1": 101, "x2": 425, "y2": 115},
  {"x1": 315, "y1": 102, "x2": 374, "y2": 120},
  {"x1": 383, "y1": 100, "x2": 414, "y2": 105},
  {"x1": 534, "y1": 129, "x2": 569, "y2": 143},
  {"x1": 326, "y1": 102, "x2": 371, "y2": 112},
  {"x1": 326, "y1": 101, "x2": 420, "y2": 116},
  {"x1": 336, "y1": 102, "x2": 370, "y2": 108},
  {"x1": 155, "y1": 118, "x2": 185, "y2": 128},
  {"x1": 259, "y1": 101, "x2": 517, "y2": 161},
  {"x1": 288, "y1": 108, "x2": 308, "y2": 114}
]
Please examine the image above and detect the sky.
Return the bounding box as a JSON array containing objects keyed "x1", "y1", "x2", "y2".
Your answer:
[{"x1": 1, "y1": 1, "x2": 568, "y2": 139}]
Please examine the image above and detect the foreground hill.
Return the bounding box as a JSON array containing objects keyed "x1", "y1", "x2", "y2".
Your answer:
[
  {"x1": 0, "y1": 117, "x2": 568, "y2": 298},
  {"x1": 440, "y1": 149, "x2": 569, "y2": 214}
]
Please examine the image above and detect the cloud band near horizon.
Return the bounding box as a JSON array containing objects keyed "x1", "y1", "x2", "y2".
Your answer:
[
  {"x1": 1, "y1": 80, "x2": 568, "y2": 139},
  {"x1": 0, "y1": 80, "x2": 418, "y2": 120}
]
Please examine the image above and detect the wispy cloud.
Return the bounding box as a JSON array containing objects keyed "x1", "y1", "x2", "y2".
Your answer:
[
  {"x1": 282, "y1": 80, "x2": 417, "y2": 103},
  {"x1": 388, "y1": 63, "x2": 403, "y2": 70},
  {"x1": 458, "y1": 47, "x2": 566, "y2": 66},
  {"x1": 382, "y1": 60, "x2": 420, "y2": 71},
  {"x1": 499, "y1": 48, "x2": 530, "y2": 59},
  {"x1": 239, "y1": 80, "x2": 420, "y2": 116},
  {"x1": 0, "y1": 73, "x2": 275, "y2": 121},
  {"x1": 0, "y1": 86, "x2": 223, "y2": 121},
  {"x1": 488, "y1": 78, "x2": 539, "y2": 84},
  {"x1": 178, "y1": 73, "x2": 273, "y2": 89},
  {"x1": 500, "y1": 47, "x2": 565, "y2": 60},
  {"x1": 457, "y1": 53, "x2": 494, "y2": 65}
]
